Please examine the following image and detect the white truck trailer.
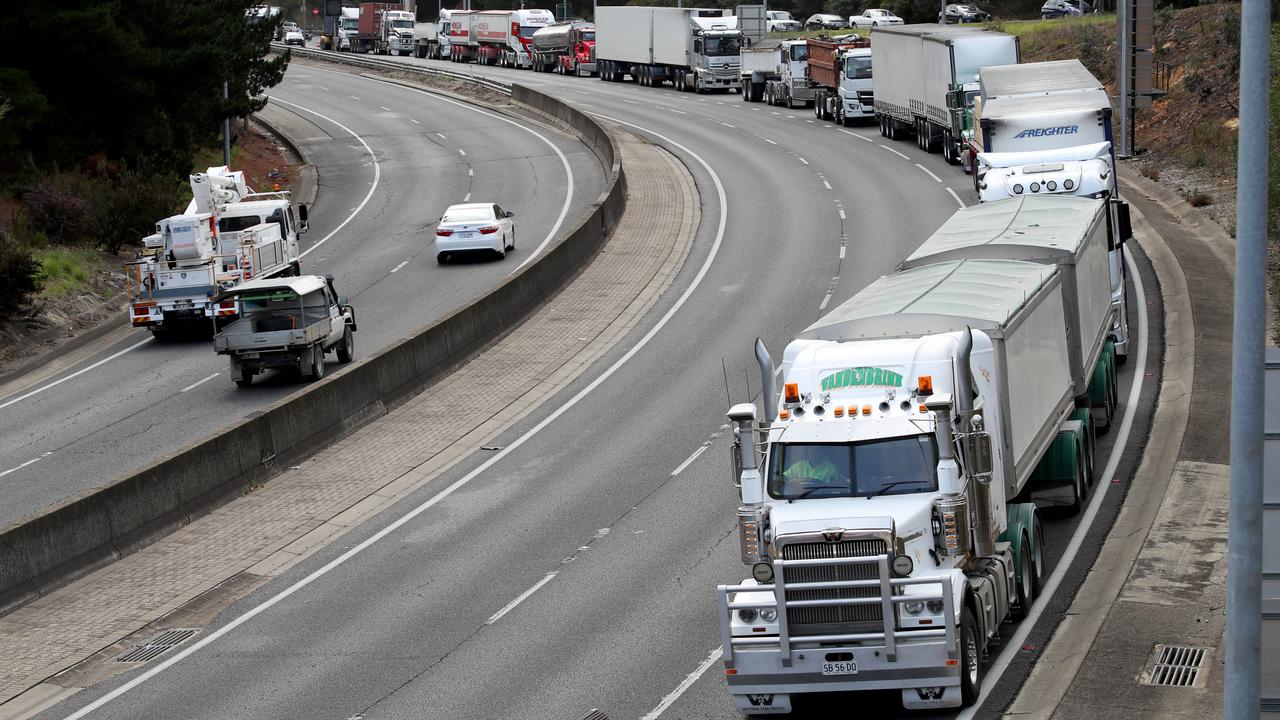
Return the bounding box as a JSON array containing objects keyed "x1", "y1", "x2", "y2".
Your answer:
[
  {"x1": 595, "y1": 6, "x2": 742, "y2": 93},
  {"x1": 446, "y1": 9, "x2": 476, "y2": 62},
  {"x1": 871, "y1": 24, "x2": 1019, "y2": 165},
  {"x1": 473, "y1": 9, "x2": 555, "y2": 67},
  {"x1": 717, "y1": 245, "x2": 1112, "y2": 712},
  {"x1": 126, "y1": 168, "x2": 308, "y2": 334}
]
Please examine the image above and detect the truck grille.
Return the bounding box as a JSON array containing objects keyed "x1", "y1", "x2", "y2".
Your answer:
[{"x1": 781, "y1": 539, "x2": 887, "y2": 635}]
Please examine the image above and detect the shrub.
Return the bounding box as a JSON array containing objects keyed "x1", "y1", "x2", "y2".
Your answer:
[
  {"x1": 0, "y1": 221, "x2": 40, "y2": 318},
  {"x1": 22, "y1": 178, "x2": 94, "y2": 245}
]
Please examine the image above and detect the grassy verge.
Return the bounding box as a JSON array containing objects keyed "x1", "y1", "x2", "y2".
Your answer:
[
  {"x1": 988, "y1": 14, "x2": 1113, "y2": 36},
  {"x1": 33, "y1": 247, "x2": 110, "y2": 299}
]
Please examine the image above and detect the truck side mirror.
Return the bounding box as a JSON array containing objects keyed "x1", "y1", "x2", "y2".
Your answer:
[
  {"x1": 338, "y1": 296, "x2": 349, "y2": 305},
  {"x1": 963, "y1": 430, "x2": 994, "y2": 477},
  {"x1": 1111, "y1": 199, "x2": 1132, "y2": 246},
  {"x1": 298, "y1": 204, "x2": 310, "y2": 233}
]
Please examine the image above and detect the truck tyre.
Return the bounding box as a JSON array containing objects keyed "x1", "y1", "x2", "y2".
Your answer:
[
  {"x1": 960, "y1": 607, "x2": 982, "y2": 706},
  {"x1": 1067, "y1": 444, "x2": 1088, "y2": 514},
  {"x1": 336, "y1": 326, "x2": 354, "y2": 364},
  {"x1": 751, "y1": 82, "x2": 763, "y2": 102},
  {"x1": 1013, "y1": 535, "x2": 1035, "y2": 620},
  {"x1": 311, "y1": 344, "x2": 326, "y2": 381}
]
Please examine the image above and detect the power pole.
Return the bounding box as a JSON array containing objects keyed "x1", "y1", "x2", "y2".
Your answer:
[{"x1": 222, "y1": 81, "x2": 232, "y2": 167}]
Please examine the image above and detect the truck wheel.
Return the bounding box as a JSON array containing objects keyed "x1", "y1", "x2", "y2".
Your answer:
[
  {"x1": 1013, "y1": 535, "x2": 1035, "y2": 620},
  {"x1": 1067, "y1": 444, "x2": 1088, "y2": 514},
  {"x1": 336, "y1": 326, "x2": 354, "y2": 364},
  {"x1": 960, "y1": 607, "x2": 982, "y2": 706},
  {"x1": 311, "y1": 345, "x2": 326, "y2": 381}
]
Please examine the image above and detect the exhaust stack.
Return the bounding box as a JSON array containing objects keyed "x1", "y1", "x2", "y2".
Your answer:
[{"x1": 754, "y1": 338, "x2": 777, "y2": 422}]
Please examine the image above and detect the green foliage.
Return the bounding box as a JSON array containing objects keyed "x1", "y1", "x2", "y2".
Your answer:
[
  {"x1": 33, "y1": 247, "x2": 101, "y2": 298},
  {"x1": 0, "y1": 0, "x2": 288, "y2": 181},
  {"x1": 18, "y1": 167, "x2": 183, "y2": 253},
  {"x1": 0, "y1": 222, "x2": 40, "y2": 318}
]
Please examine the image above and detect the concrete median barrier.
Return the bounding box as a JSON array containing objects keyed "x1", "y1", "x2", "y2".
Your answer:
[{"x1": 0, "y1": 83, "x2": 626, "y2": 616}]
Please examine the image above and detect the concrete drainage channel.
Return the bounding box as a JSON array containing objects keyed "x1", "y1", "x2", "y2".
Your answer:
[{"x1": 0, "y1": 52, "x2": 626, "y2": 617}]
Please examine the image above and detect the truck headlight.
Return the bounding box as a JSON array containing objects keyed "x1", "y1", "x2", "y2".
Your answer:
[
  {"x1": 903, "y1": 600, "x2": 925, "y2": 615},
  {"x1": 1064, "y1": 179, "x2": 1075, "y2": 190},
  {"x1": 738, "y1": 608, "x2": 759, "y2": 623},
  {"x1": 752, "y1": 562, "x2": 774, "y2": 583},
  {"x1": 760, "y1": 607, "x2": 778, "y2": 622},
  {"x1": 927, "y1": 599, "x2": 945, "y2": 614},
  {"x1": 1012, "y1": 184, "x2": 1024, "y2": 194},
  {"x1": 1046, "y1": 180, "x2": 1058, "y2": 191}
]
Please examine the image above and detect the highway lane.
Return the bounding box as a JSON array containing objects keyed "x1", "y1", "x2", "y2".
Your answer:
[
  {"x1": 39, "y1": 57, "x2": 1154, "y2": 720},
  {"x1": 0, "y1": 64, "x2": 602, "y2": 528}
]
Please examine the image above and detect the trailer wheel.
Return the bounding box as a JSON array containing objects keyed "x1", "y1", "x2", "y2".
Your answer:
[
  {"x1": 960, "y1": 607, "x2": 982, "y2": 706},
  {"x1": 1067, "y1": 442, "x2": 1088, "y2": 514},
  {"x1": 1013, "y1": 535, "x2": 1035, "y2": 620},
  {"x1": 336, "y1": 326, "x2": 354, "y2": 364}
]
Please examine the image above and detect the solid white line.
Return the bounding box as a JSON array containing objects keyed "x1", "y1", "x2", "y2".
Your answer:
[
  {"x1": 879, "y1": 144, "x2": 910, "y2": 160},
  {"x1": 270, "y1": 97, "x2": 381, "y2": 259},
  {"x1": 410, "y1": 118, "x2": 420, "y2": 125},
  {"x1": 763, "y1": 138, "x2": 777, "y2": 145},
  {"x1": 485, "y1": 572, "x2": 557, "y2": 625},
  {"x1": 946, "y1": 187, "x2": 966, "y2": 208},
  {"x1": 390, "y1": 260, "x2": 410, "y2": 273},
  {"x1": 180, "y1": 373, "x2": 219, "y2": 393},
  {"x1": 380, "y1": 105, "x2": 391, "y2": 112},
  {"x1": 797, "y1": 157, "x2": 809, "y2": 165},
  {"x1": 0, "y1": 338, "x2": 152, "y2": 412},
  {"x1": 915, "y1": 163, "x2": 943, "y2": 183},
  {"x1": 838, "y1": 128, "x2": 874, "y2": 143},
  {"x1": 671, "y1": 445, "x2": 709, "y2": 476},
  {"x1": 956, "y1": 245, "x2": 1150, "y2": 720},
  {"x1": 0, "y1": 454, "x2": 50, "y2": 479},
  {"x1": 64, "y1": 112, "x2": 731, "y2": 720},
  {"x1": 823, "y1": 181, "x2": 832, "y2": 190},
  {"x1": 639, "y1": 648, "x2": 724, "y2": 720},
  {"x1": 819, "y1": 292, "x2": 833, "y2": 311},
  {"x1": 458, "y1": 148, "x2": 467, "y2": 156}
]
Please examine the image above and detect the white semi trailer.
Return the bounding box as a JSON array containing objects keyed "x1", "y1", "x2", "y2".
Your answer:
[
  {"x1": 717, "y1": 205, "x2": 1115, "y2": 711},
  {"x1": 595, "y1": 6, "x2": 742, "y2": 93},
  {"x1": 871, "y1": 24, "x2": 1019, "y2": 165}
]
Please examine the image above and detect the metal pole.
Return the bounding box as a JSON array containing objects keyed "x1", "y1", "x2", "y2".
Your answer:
[
  {"x1": 222, "y1": 81, "x2": 232, "y2": 167},
  {"x1": 1226, "y1": 0, "x2": 1271, "y2": 714}
]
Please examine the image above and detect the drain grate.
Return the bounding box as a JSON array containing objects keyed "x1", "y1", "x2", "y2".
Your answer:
[
  {"x1": 1139, "y1": 644, "x2": 1209, "y2": 688},
  {"x1": 114, "y1": 629, "x2": 199, "y2": 664}
]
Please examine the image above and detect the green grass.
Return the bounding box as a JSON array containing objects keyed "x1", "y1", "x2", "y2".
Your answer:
[
  {"x1": 34, "y1": 247, "x2": 104, "y2": 298},
  {"x1": 768, "y1": 28, "x2": 868, "y2": 41},
  {"x1": 987, "y1": 14, "x2": 1113, "y2": 36}
]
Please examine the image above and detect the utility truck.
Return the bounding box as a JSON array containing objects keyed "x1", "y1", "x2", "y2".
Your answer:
[
  {"x1": 531, "y1": 21, "x2": 596, "y2": 75},
  {"x1": 473, "y1": 9, "x2": 555, "y2": 67},
  {"x1": 214, "y1": 275, "x2": 356, "y2": 387},
  {"x1": 595, "y1": 6, "x2": 742, "y2": 92},
  {"x1": 871, "y1": 24, "x2": 1019, "y2": 165},
  {"x1": 808, "y1": 37, "x2": 874, "y2": 125},
  {"x1": 717, "y1": 204, "x2": 1116, "y2": 711},
  {"x1": 126, "y1": 167, "x2": 308, "y2": 334}
]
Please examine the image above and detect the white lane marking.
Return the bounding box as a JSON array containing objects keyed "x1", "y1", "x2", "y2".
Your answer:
[
  {"x1": 468, "y1": 168, "x2": 474, "y2": 176},
  {"x1": 270, "y1": 97, "x2": 380, "y2": 259},
  {"x1": 458, "y1": 148, "x2": 467, "y2": 156},
  {"x1": 390, "y1": 260, "x2": 410, "y2": 273},
  {"x1": 770, "y1": 111, "x2": 780, "y2": 115},
  {"x1": 380, "y1": 105, "x2": 391, "y2": 112},
  {"x1": 720, "y1": 123, "x2": 736, "y2": 128},
  {"x1": 669, "y1": 109, "x2": 687, "y2": 115},
  {"x1": 797, "y1": 157, "x2": 809, "y2": 165},
  {"x1": 946, "y1": 187, "x2": 966, "y2": 208},
  {"x1": 818, "y1": 292, "x2": 833, "y2": 311},
  {"x1": 958, "y1": 245, "x2": 1150, "y2": 717},
  {"x1": 485, "y1": 572, "x2": 558, "y2": 625},
  {"x1": 410, "y1": 118, "x2": 420, "y2": 125},
  {"x1": 824, "y1": 124, "x2": 832, "y2": 128},
  {"x1": 915, "y1": 163, "x2": 943, "y2": 183},
  {"x1": 671, "y1": 445, "x2": 709, "y2": 476},
  {"x1": 787, "y1": 115, "x2": 797, "y2": 119},
  {"x1": 62, "y1": 112, "x2": 730, "y2": 720},
  {"x1": 463, "y1": 192, "x2": 471, "y2": 202},
  {"x1": 838, "y1": 128, "x2": 873, "y2": 143},
  {"x1": 436, "y1": 132, "x2": 447, "y2": 139},
  {"x1": 839, "y1": 245, "x2": 846, "y2": 259},
  {"x1": 622, "y1": 99, "x2": 638, "y2": 105},
  {"x1": 180, "y1": 373, "x2": 220, "y2": 393},
  {"x1": 838, "y1": 209, "x2": 846, "y2": 220},
  {"x1": 763, "y1": 138, "x2": 777, "y2": 145},
  {"x1": 805, "y1": 119, "x2": 814, "y2": 123},
  {"x1": 0, "y1": 452, "x2": 53, "y2": 479},
  {"x1": 0, "y1": 338, "x2": 152, "y2": 412},
  {"x1": 349, "y1": 95, "x2": 360, "y2": 100},
  {"x1": 574, "y1": 90, "x2": 590, "y2": 95},
  {"x1": 639, "y1": 648, "x2": 725, "y2": 720},
  {"x1": 823, "y1": 181, "x2": 832, "y2": 190},
  {"x1": 879, "y1": 144, "x2": 910, "y2": 160},
  {"x1": 318, "y1": 86, "x2": 329, "y2": 91}
]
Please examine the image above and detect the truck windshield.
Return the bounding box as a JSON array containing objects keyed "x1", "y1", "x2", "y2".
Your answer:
[
  {"x1": 581, "y1": 30, "x2": 595, "y2": 41},
  {"x1": 392, "y1": 20, "x2": 413, "y2": 29},
  {"x1": 767, "y1": 435, "x2": 938, "y2": 501},
  {"x1": 790, "y1": 44, "x2": 809, "y2": 62},
  {"x1": 704, "y1": 36, "x2": 741, "y2": 56},
  {"x1": 520, "y1": 26, "x2": 541, "y2": 38},
  {"x1": 342, "y1": 18, "x2": 358, "y2": 30},
  {"x1": 845, "y1": 56, "x2": 872, "y2": 80}
]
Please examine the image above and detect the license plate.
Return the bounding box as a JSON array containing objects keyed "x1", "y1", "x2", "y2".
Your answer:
[
  {"x1": 174, "y1": 300, "x2": 194, "y2": 307},
  {"x1": 240, "y1": 352, "x2": 260, "y2": 359},
  {"x1": 821, "y1": 661, "x2": 857, "y2": 676},
  {"x1": 455, "y1": 231, "x2": 475, "y2": 238}
]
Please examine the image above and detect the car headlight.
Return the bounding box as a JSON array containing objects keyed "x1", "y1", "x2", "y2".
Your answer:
[
  {"x1": 760, "y1": 607, "x2": 778, "y2": 622},
  {"x1": 738, "y1": 608, "x2": 759, "y2": 623},
  {"x1": 903, "y1": 600, "x2": 925, "y2": 615},
  {"x1": 927, "y1": 599, "x2": 945, "y2": 614}
]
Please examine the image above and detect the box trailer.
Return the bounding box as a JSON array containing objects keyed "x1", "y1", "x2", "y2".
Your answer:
[{"x1": 595, "y1": 6, "x2": 742, "y2": 92}]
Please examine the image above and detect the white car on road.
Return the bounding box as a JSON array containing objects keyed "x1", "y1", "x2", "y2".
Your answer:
[
  {"x1": 766, "y1": 10, "x2": 802, "y2": 31},
  {"x1": 434, "y1": 203, "x2": 516, "y2": 263},
  {"x1": 849, "y1": 9, "x2": 903, "y2": 27},
  {"x1": 284, "y1": 28, "x2": 305, "y2": 46}
]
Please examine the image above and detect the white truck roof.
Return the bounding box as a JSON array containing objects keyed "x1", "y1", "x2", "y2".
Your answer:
[
  {"x1": 798, "y1": 259, "x2": 1057, "y2": 341},
  {"x1": 981, "y1": 86, "x2": 1111, "y2": 118},
  {"x1": 224, "y1": 274, "x2": 327, "y2": 298},
  {"x1": 902, "y1": 195, "x2": 1106, "y2": 265},
  {"x1": 979, "y1": 59, "x2": 1101, "y2": 99}
]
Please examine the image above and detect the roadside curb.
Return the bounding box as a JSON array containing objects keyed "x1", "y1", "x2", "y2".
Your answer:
[{"x1": 249, "y1": 111, "x2": 319, "y2": 209}]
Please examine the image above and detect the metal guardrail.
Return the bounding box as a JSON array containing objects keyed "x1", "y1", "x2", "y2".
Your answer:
[{"x1": 270, "y1": 42, "x2": 514, "y2": 96}]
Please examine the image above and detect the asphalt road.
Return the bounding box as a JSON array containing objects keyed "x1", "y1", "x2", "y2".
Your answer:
[
  {"x1": 38, "y1": 55, "x2": 1156, "y2": 720},
  {"x1": 0, "y1": 64, "x2": 602, "y2": 527}
]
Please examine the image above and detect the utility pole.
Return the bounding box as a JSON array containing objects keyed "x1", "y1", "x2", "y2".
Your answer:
[
  {"x1": 222, "y1": 81, "x2": 232, "y2": 167},
  {"x1": 1225, "y1": 0, "x2": 1271, "y2": 714}
]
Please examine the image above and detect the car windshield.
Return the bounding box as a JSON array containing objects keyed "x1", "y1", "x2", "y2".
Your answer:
[
  {"x1": 845, "y1": 55, "x2": 872, "y2": 79},
  {"x1": 790, "y1": 44, "x2": 809, "y2": 62},
  {"x1": 443, "y1": 208, "x2": 494, "y2": 222},
  {"x1": 704, "y1": 36, "x2": 741, "y2": 56},
  {"x1": 767, "y1": 435, "x2": 939, "y2": 500}
]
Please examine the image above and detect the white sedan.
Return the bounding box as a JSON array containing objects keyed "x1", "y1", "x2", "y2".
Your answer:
[
  {"x1": 284, "y1": 29, "x2": 305, "y2": 46},
  {"x1": 434, "y1": 203, "x2": 516, "y2": 263},
  {"x1": 850, "y1": 9, "x2": 903, "y2": 27}
]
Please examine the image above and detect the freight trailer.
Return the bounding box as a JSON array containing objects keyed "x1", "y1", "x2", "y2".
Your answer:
[
  {"x1": 530, "y1": 20, "x2": 597, "y2": 75},
  {"x1": 447, "y1": 9, "x2": 476, "y2": 61},
  {"x1": 595, "y1": 6, "x2": 742, "y2": 92},
  {"x1": 473, "y1": 9, "x2": 555, "y2": 67}
]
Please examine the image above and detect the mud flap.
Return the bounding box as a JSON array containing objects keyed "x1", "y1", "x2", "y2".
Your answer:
[
  {"x1": 734, "y1": 693, "x2": 792, "y2": 714},
  {"x1": 901, "y1": 685, "x2": 965, "y2": 709}
]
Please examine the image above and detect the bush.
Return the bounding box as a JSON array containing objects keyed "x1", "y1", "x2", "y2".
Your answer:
[
  {"x1": 18, "y1": 167, "x2": 182, "y2": 254},
  {"x1": 23, "y1": 178, "x2": 94, "y2": 245},
  {"x1": 0, "y1": 222, "x2": 40, "y2": 318}
]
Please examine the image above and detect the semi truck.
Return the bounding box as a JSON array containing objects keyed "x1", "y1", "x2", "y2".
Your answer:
[
  {"x1": 412, "y1": 19, "x2": 438, "y2": 58},
  {"x1": 808, "y1": 37, "x2": 874, "y2": 125},
  {"x1": 716, "y1": 201, "x2": 1115, "y2": 713},
  {"x1": 473, "y1": 9, "x2": 555, "y2": 67},
  {"x1": 338, "y1": 7, "x2": 360, "y2": 51},
  {"x1": 381, "y1": 8, "x2": 415, "y2": 55},
  {"x1": 595, "y1": 6, "x2": 742, "y2": 93},
  {"x1": 530, "y1": 21, "x2": 596, "y2": 75},
  {"x1": 126, "y1": 167, "x2": 308, "y2": 334},
  {"x1": 871, "y1": 24, "x2": 1019, "y2": 165},
  {"x1": 350, "y1": 2, "x2": 395, "y2": 54},
  {"x1": 447, "y1": 9, "x2": 476, "y2": 61}
]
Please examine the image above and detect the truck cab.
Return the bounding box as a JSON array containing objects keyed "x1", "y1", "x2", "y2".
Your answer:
[
  {"x1": 383, "y1": 9, "x2": 415, "y2": 55},
  {"x1": 838, "y1": 47, "x2": 874, "y2": 120},
  {"x1": 691, "y1": 21, "x2": 743, "y2": 91},
  {"x1": 338, "y1": 8, "x2": 359, "y2": 51}
]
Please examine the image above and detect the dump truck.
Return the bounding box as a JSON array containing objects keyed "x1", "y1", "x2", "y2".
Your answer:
[
  {"x1": 473, "y1": 8, "x2": 555, "y2": 67},
  {"x1": 808, "y1": 36, "x2": 873, "y2": 125},
  {"x1": 595, "y1": 6, "x2": 742, "y2": 92}
]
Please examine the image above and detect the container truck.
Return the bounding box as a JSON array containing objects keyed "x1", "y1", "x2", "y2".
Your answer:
[
  {"x1": 531, "y1": 21, "x2": 596, "y2": 75},
  {"x1": 447, "y1": 9, "x2": 477, "y2": 61},
  {"x1": 717, "y1": 250, "x2": 1109, "y2": 712},
  {"x1": 871, "y1": 24, "x2": 1019, "y2": 165},
  {"x1": 595, "y1": 6, "x2": 742, "y2": 93},
  {"x1": 126, "y1": 168, "x2": 308, "y2": 334},
  {"x1": 808, "y1": 37, "x2": 874, "y2": 125},
  {"x1": 412, "y1": 20, "x2": 438, "y2": 58},
  {"x1": 351, "y1": 3, "x2": 395, "y2": 54},
  {"x1": 473, "y1": 9, "x2": 555, "y2": 67}
]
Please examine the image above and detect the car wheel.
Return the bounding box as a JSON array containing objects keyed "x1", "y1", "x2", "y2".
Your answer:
[
  {"x1": 437, "y1": 253, "x2": 447, "y2": 265},
  {"x1": 311, "y1": 344, "x2": 325, "y2": 380},
  {"x1": 336, "y1": 326, "x2": 354, "y2": 364}
]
